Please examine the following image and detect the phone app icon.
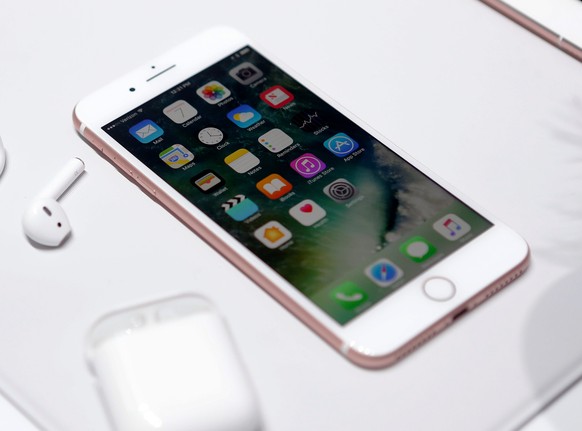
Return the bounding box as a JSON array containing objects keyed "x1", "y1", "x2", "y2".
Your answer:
[
  {"x1": 129, "y1": 119, "x2": 164, "y2": 143},
  {"x1": 196, "y1": 81, "x2": 231, "y2": 105},
  {"x1": 191, "y1": 170, "x2": 224, "y2": 193},
  {"x1": 323, "y1": 133, "x2": 360, "y2": 157},
  {"x1": 323, "y1": 178, "x2": 358, "y2": 203},
  {"x1": 291, "y1": 110, "x2": 326, "y2": 133},
  {"x1": 289, "y1": 153, "x2": 326, "y2": 178},
  {"x1": 221, "y1": 195, "x2": 258, "y2": 221},
  {"x1": 228, "y1": 62, "x2": 263, "y2": 85},
  {"x1": 433, "y1": 214, "x2": 471, "y2": 241},
  {"x1": 260, "y1": 85, "x2": 294, "y2": 108},
  {"x1": 163, "y1": 100, "x2": 198, "y2": 124},
  {"x1": 254, "y1": 221, "x2": 292, "y2": 249},
  {"x1": 258, "y1": 128, "x2": 293, "y2": 153},
  {"x1": 365, "y1": 259, "x2": 403, "y2": 288},
  {"x1": 256, "y1": 174, "x2": 293, "y2": 200},
  {"x1": 400, "y1": 236, "x2": 437, "y2": 263},
  {"x1": 330, "y1": 282, "x2": 368, "y2": 310},
  {"x1": 159, "y1": 144, "x2": 194, "y2": 169},
  {"x1": 227, "y1": 105, "x2": 262, "y2": 128},
  {"x1": 288, "y1": 199, "x2": 326, "y2": 226},
  {"x1": 224, "y1": 149, "x2": 260, "y2": 173}
]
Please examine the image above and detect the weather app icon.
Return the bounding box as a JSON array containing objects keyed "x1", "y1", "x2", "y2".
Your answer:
[
  {"x1": 227, "y1": 105, "x2": 262, "y2": 128},
  {"x1": 323, "y1": 133, "x2": 360, "y2": 157}
]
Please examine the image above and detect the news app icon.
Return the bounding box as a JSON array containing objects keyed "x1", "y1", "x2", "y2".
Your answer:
[
  {"x1": 191, "y1": 170, "x2": 224, "y2": 193},
  {"x1": 289, "y1": 153, "x2": 326, "y2": 179},
  {"x1": 260, "y1": 85, "x2": 294, "y2": 108},
  {"x1": 433, "y1": 214, "x2": 471, "y2": 241},
  {"x1": 256, "y1": 174, "x2": 293, "y2": 200},
  {"x1": 365, "y1": 259, "x2": 403, "y2": 288},
  {"x1": 129, "y1": 119, "x2": 164, "y2": 143},
  {"x1": 159, "y1": 144, "x2": 194, "y2": 169}
]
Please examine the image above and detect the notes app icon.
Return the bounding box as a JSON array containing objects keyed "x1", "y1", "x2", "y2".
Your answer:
[
  {"x1": 290, "y1": 153, "x2": 326, "y2": 178},
  {"x1": 224, "y1": 149, "x2": 260, "y2": 173}
]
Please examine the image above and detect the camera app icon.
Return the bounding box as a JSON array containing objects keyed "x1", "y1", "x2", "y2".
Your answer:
[{"x1": 229, "y1": 62, "x2": 263, "y2": 85}]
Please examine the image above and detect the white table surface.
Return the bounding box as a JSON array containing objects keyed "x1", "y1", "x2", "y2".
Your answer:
[{"x1": 1, "y1": 1, "x2": 582, "y2": 430}]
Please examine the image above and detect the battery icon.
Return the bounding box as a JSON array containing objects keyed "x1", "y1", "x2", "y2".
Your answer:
[{"x1": 239, "y1": 47, "x2": 250, "y2": 56}]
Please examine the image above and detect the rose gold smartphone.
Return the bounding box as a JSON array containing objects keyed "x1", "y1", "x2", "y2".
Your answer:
[
  {"x1": 482, "y1": 0, "x2": 582, "y2": 62},
  {"x1": 73, "y1": 27, "x2": 529, "y2": 368}
]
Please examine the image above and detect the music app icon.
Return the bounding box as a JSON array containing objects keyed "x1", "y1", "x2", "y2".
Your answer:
[
  {"x1": 290, "y1": 153, "x2": 326, "y2": 178},
  {"x1": 433, "y1": 214, "x2": 471, "y2": 241}
]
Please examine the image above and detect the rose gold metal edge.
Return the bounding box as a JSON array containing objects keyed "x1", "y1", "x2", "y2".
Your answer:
[
  {"x1": 346, "y1": 250, "x2": 531, "y2": 369},
  {"x1": 480, "y1": 0, "x2": 582, "y2": 62},
  {"x1": 72, "y1": 111, "x2": 344, "y2": 355}
]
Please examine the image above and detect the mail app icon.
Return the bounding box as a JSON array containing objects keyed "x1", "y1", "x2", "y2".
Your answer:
[{"x1": 129, "y1": 119, "x2": 164, "y2": 143}]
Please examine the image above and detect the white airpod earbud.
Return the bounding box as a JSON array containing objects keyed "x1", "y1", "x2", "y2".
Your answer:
[
  {"x1": 0, "y1": 135, "x2": 6, "y2": 176},
  {"x1": 22, "y1": 157, "x2": 85, "y2": 247}
]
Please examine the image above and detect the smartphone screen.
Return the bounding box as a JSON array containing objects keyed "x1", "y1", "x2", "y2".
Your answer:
[{"x1": 103, "y1": 46, "x2": 492, "y2": 325}]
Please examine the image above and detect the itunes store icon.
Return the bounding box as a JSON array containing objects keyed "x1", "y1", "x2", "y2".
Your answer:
[{"x1": 290, "y1": 153, "x2": 326, "y2": 178}]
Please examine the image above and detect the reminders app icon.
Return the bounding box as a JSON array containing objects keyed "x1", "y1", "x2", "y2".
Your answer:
[{"x1": 129, "y1": 120, "x2": 164, "y2": 143}]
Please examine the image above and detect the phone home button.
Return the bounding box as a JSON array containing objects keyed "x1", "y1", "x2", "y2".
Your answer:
[{"x1": 423, "y1": 277, "x2": 456, "y2": 301}]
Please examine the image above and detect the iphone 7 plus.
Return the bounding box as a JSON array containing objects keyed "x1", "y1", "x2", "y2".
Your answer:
[{"x1": 74, "y1": 27, "x2": 529, "y2": 368}]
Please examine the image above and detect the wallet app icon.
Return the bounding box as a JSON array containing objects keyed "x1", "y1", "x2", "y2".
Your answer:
[{"x1": 129, "y1": 119, "x2": 164, "y2": 143}]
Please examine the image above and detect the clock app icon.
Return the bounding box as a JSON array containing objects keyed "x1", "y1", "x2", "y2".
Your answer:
[{"x1": 198, "y1": 127, "x2": 224, "y2": 146}]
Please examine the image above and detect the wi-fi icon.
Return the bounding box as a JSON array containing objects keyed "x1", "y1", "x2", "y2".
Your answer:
[{"x1": 137, "y1": 108, "x2": 143, "y2": 113}]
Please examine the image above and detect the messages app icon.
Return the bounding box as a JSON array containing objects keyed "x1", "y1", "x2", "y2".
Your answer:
[
  {"x1": 227, "y1": 105, "x2": 262, "y2": 128},
  {"x1": 129, "y1": 119, "x2": 164, "y2": 143}
]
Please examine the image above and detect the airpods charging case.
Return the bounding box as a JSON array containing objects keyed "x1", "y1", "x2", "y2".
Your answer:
[{"x1": 86, "y1": 295, "x2": 261, "y2": 431}]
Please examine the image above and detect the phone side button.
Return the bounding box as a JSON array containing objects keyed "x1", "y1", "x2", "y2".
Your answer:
[{"x1": 423, "y1": 277, "x2": 456, "y2": 301}]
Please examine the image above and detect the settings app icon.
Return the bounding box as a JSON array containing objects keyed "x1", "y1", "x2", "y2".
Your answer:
[{"x1": 323, "y1": 178, "x2": 358, "y2": 202}]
